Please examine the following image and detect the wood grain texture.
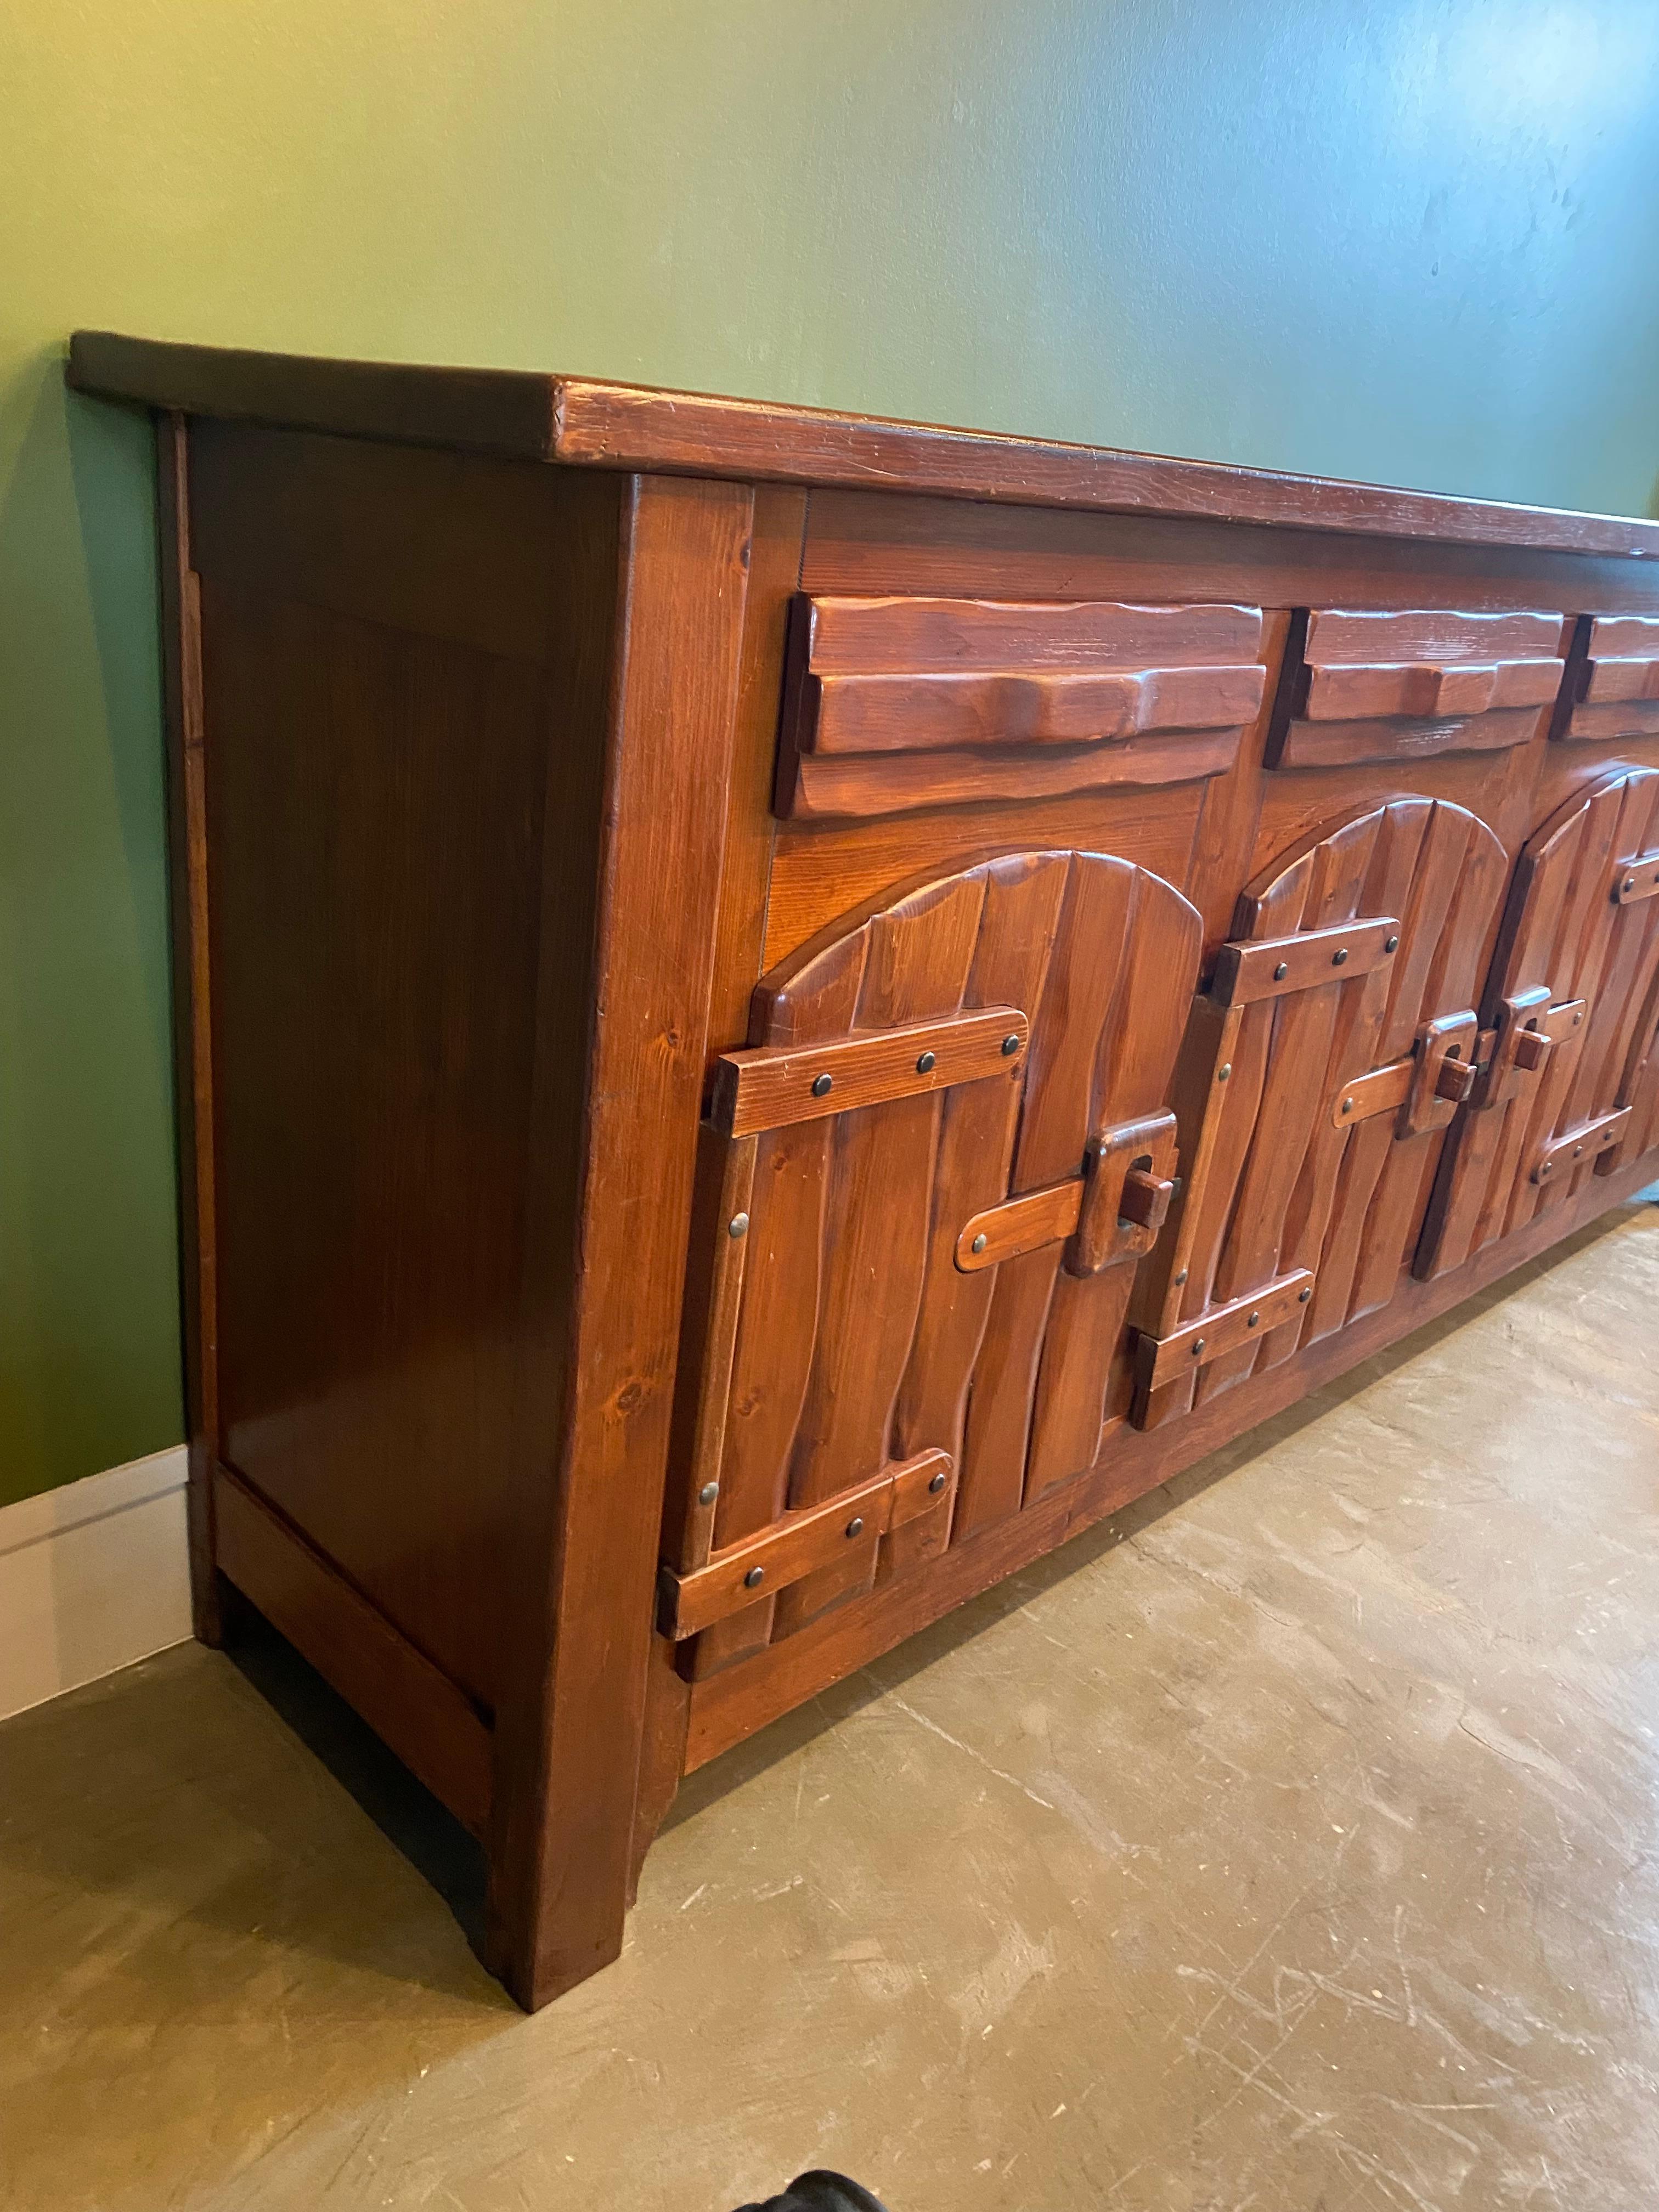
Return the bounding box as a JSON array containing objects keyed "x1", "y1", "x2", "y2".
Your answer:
[
  {"x1": 762, "y1": 781, "x2": 1204, "y2": 971},
  {"x1": 70, "y1": 332, "x2": 1659, "y2": 557},
  {"x1": 190, "y1": 428, "x2": 569, "y2": 1713},
  {"x1": 803, "y1": 492, "x2": 1659, "y2": 623}
]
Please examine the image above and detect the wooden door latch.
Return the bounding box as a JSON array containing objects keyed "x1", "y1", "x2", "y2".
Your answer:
[
  {"x1": 953, "y1": 1110, "x2": 1178, "y2": 1277},
  {"x1": 1328, "y1": 1009, "x2": 1480, "y2": 1138},
  {"x1": 1466, "y1": 988, "x2": 1587, "y2": 1109}
]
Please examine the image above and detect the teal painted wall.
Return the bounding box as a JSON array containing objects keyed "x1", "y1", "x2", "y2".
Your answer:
[{"x1": 3, "y1": 1, "x2": 1657, "y2": 1505}]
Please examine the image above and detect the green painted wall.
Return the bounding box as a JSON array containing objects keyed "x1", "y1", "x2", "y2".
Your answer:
[{"x1": 3, "y1": 2, "x2": 1657, "y2": 1506}]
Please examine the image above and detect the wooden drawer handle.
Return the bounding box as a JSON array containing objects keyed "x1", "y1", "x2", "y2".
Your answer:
[{"x1": 1301, "y1": 657, "x2": 1562, "y2": 723}]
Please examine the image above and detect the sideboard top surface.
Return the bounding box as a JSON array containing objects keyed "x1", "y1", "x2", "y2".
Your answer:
[{"x1": 67, "y1": 330, "x2": 1659, "y2": 562}]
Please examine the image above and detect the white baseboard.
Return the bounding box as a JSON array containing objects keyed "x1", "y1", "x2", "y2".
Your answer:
[{"x1": 0, "y1": 1446, "x2": 193, "y2": 1723}]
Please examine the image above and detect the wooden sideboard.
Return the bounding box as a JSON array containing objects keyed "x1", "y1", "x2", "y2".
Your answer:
[{"x1": 68, "y1": 332, "x2": 1659, "y2": 2010}]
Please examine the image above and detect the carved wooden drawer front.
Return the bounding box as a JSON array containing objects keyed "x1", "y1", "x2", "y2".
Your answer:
[
  {"x1": 1267, "y1": 608, "x2": 1568, "y2": 770},
  {"x1": 775, "y1": 594, "x2": 1267, "y2": 820},
  {"x1": 1421, "y1": 766, "x2": 1659, "y2": 1278},
  {"x1": 1130, "y1": 797, "x2": 1510, "y2": 1429},
  {"x1": 1555, "y1": 615, "x2": 1659, "y2": 743},
  {"x1": 663, "y1": 848, "x2": 1201, "y2": 1677}
]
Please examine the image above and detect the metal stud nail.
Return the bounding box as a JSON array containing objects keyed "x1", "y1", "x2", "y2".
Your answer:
[
  {"x1": 1340, "y1": 1097, "x2": 1354, "y2": 1115},
  {"x1": 811, "y1": 1073, "x2": 833, "y2": 1097},
  {"x1": 744, "y1": 1566, "x2": 765, "y2": 1589},
  {"x1": 971, "y1": 1232, "x2": 988, "y2": 1254},
  {"x1": 1173, "y1": 1268, "x2": 1188, "y2": 1286},
  {"x1": 1573, "y1": 1144, "x2": 1583, "y2": 1158},
  {"x1": 1001, "y1": 1034, "x2": 1022, "y2": 1057},
  {"x1": 1384, "y1": 935, "x2": 1399, "y2": 953},
  {"x1": 727, "y1": 1211, "x2": 749, "y2": 1238},
  {"x1": 1246, "y1": 1310, "x2": 1260, "y2": 1327},
  {"x1": 1332, "y1": 947, "x2": 1349, "y2": 967},
  {"x1": 916, "y1": 1049, "x2": 936, "y2": 1074},
  {"x1": 1297, "y1": 1285, "x2": 1312, "y2": 1303},
  {"x1": 1624, "y1": 876, "x2": 1636, "y2": 895},
  {"x1": 845, "y1": 1515, "x2": 864, "y2": 1538},
  {"x1": 698, "y1": 1482, "x2": 719, "y2": 1506},
  {"x1": 1273, "y1": 961, "x2": 1289, "y2": 981},
  {"x1": 1217, "y1": 1063, "x2": 1232, "y2": 1084},
  {"x1": 1573, "y1": 1010, "x2": 1583, "y2": 1025},
  {"x1": 929, "y1": 1469, "x2": 948, "y2": 1494},
  {"x1": 1192, "y1": 1337, "x2": 1206, "y2": 1357}
]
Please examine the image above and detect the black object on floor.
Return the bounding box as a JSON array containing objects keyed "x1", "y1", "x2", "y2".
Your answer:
[{"x1": 733, "y1": 2172, "x2": 889, "y2": 2212}]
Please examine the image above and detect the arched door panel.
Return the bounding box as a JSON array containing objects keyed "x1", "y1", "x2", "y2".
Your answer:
[
  {"x1": 1420, "y1": 765, "x2": 1659, "y2": 1275},
  {"x1": 660, "y1": 847, "x2": 1202, "y2": 1678},
  {"x1": 1130, "y1": 796, "x2": 1509, "y2": 1428}
]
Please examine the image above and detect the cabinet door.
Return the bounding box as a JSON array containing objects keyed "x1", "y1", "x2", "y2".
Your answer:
[
  {"x1": 1131, "y1": 797, "x2": 1509, "y2": 1429},
  {"x1": 660, "y1": 848, "x2": 1201, "y2": 1677},
  {"x1": 1420, "y1": 766, "x2": 1659, "y2": 1277}
]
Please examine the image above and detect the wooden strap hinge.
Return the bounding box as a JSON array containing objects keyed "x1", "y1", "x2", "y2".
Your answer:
[
  {"x1": 657, "y1": 1449, "x2": 954, "y2": 1640},
  {"x1": 1210, "y1": 918, "x2": 1400, "y2": 1008},
  {"x1": 1132, "y1": 1268, "x2": 1316, "y2": 1402},
  {"x1": 1532, "y1": 1108, "x2": 1630, "y2": 1186},
  {"x1": 709, "y1": 1006, "x2": 1027, "y2": 1137}
]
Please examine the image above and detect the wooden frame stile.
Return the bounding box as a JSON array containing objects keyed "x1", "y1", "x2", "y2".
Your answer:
[
  {"x1": 633, "y1": 483, "x2": 810, "y2": 1887},
  {"x1": 486, "y1": 472, "x2": 758, "y2": 2011},
  {"x1": 155, "y1": 413, "x2": 223, "y2": 1645}
]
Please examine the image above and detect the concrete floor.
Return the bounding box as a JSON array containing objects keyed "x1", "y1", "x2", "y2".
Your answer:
[{"x1": 3, "y1": 1195, "x2": 1657, "y2": 2212}]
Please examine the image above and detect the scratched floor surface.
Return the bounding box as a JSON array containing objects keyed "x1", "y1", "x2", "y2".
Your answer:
[{"x1": 3, "y1": 1194, "x2": 1656, "y2": 2212}]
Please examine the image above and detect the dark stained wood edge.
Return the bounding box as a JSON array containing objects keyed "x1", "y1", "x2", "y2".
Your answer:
[
  {"x1": 486, "y1": 473, "x2": 755, "y2": 2013},
  {"x1": 69, "y1": 332, "x2": 1659, "y2": 561},
  {"x1": 213, "y1": 1463, "x2": 494, "y2": 1836},
  {"x1": 72, "y1": 331, "x2": 558, "y2": 465},
  {"x1": 682, "y1": 1146, "x2": 1659, "y2": 1773},
  {"x1": 155, "y1": 414, "x2": 222, "y2": 1645}
]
